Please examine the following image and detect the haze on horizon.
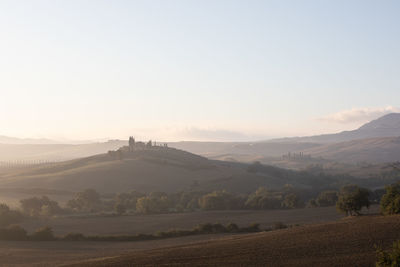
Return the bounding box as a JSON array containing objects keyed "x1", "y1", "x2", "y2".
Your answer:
[{"x1": 1, "y1": 0, "x2": 399, "y2": 142}]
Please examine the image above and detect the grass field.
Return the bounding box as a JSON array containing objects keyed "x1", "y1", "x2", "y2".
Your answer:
[
  {"x1": 19, "y1": 206, "x2": 377, "y2": 236},
  {"x1": 69, "y1": 214, "x2": 400, "y2": 267}
]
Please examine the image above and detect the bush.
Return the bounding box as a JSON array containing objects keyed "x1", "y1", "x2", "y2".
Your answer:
[
  {"x1": 240, "y1": 223, "x2": 260, "y2": 233},
  {"x1": 62, "y1": 233, "x2": 86, "y2": 241},
  {"x1": 0, "y1": 203, "x2": 24, "y2": 227},
  {"x1": 226, "y1": 223, "x2": 239, "y2": 233},
  {"x1": 380, "y1": 183, "x2": 400, "y2": 215},
  {"x1": 272, "y1": 222, "x2": 288, "y2": 230},
  {"x1": 30, "y1": 226, "x2": 55, "y2": 241},
  {"x1": 0, "y1": 225, "x2": 28, "y2": 241},
  {"x1": 376, "y1": 240, "x2": 400, "y2": 266}
]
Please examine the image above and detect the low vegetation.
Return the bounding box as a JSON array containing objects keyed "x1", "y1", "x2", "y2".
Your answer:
[
  {"x1": 0, "y1": 222, "x2": 264, "y2": 242},
  {"x1": 0, "y1": 203, "x2": 23, "y2": 227},
  {"x1": 376, "y1": 240, "x2": 400, "y2": 267},
  {"x1": 380, "y1": 182, "x2": 400, "y2": 215}
]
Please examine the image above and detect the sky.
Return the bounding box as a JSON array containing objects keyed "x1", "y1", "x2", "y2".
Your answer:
[{"x1": 0, "y1": 0, "x2": 399, "y2": 142}]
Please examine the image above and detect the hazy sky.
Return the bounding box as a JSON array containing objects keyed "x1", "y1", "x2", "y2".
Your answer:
[{"x1": 1, "y1": 0, "x2": 399, "y2": 141}]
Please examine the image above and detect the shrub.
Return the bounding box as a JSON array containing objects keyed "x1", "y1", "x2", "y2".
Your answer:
[
  {"x1": 62, "y1": 233, "x2": 86, "y2": 241},
  {"x1": 376, "y1": 240, "x2": 400, "y2": 266},
  {"x1": 240, "y1": 223, "x2": 260, "y2": 233},
  {"x1": 30, "y1": 226, "x2": 55, "y2": 241},
  {"x1": 0, "y1": 203, "x2": 24, "y2": 227},
  {"x1": 0, "y1": 225, "x2": 28, "y2": 241},
  {"x1": 272, "y1": 222, "x2": 288, "y2": 230},
  {"x1": 226, "y1": 223, "x2": 239, "y2": 233},
  {"x1": 380, "y1": 183, "x2": 400, "y2": 215}
]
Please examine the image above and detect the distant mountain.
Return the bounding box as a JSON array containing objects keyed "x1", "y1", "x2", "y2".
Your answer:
[
  {"x1": 270, "y1": 113, "x2": 400, "y2": 144},
  {"x1": 0, "y1": 140, "x2": 126, "y2": 161},
  {"x1": 169, "y1": 114, "x2": 400, "y2": 165},
  {"x1": 302, "y1": 136, "x2": 400, "y2": 164}
]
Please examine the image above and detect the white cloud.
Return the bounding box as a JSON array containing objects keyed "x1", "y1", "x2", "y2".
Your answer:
[{"x1": 318, "y1": 106, "x2": 400, "y2": 124}]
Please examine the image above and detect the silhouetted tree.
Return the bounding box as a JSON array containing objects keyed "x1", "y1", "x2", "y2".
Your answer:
[
  {"x1": 336, "y1": 185, "x2": 370, "y2": 216},
  {"x1": 20, "y1": 196, "x2": 62, "y2": 217}
]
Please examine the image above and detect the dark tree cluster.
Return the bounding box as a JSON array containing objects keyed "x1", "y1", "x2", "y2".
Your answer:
[{"x1": 20, "y1": 196, "x2": 63, "y2": 217}]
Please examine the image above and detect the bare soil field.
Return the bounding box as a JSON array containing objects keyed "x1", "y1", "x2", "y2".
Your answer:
[
  {"x1": 70, "y1": 215, "x2": 400, "y2": 267},
  {"x1": 0, "y1": 231, "x2": 230, "y2": 266},
  {"x1": 19, "y1": 206, "x2": 379, "y2": 236},
  {"x1": 0, "y1": 206, "x2": 380, "y2": 266}
]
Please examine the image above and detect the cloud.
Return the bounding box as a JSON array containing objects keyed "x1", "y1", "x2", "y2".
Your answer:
[{"x1": 318, "y1": 106, "x2": 400, "y2": 124}]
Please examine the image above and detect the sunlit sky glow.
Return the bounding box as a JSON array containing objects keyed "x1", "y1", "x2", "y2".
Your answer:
[{"x1": 1, "y1": 0, "x2": 399, "y2": 142}]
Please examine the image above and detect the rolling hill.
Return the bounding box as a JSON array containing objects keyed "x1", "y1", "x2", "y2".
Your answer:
[
  {"x1": 0, "y1": 146, "x2": 293, "y2": 194},
  {"x1": 170, "y1": 114, "x2": 400, "y2": 164},
  {"x1": 0, "y1": 145, "x2": 385, "y2": 196},
  {"x1": 1, "y1": 113, "x2": 400, "y2": 165}
]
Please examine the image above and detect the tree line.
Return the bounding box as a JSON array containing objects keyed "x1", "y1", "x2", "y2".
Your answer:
[{"x1": 0, "y1": 181, "x2": 399, "y2": 228}]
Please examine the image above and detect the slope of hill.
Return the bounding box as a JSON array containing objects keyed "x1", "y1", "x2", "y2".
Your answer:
[
  {"x1": 272, "y1": 113, "x2": 400, "y2": 144},
  {"x1": 170, "y1": 141, "x2": 320, "y2": 158},
  {"x1": 69, "y1": 215, "x2": 400, "y2": 267},
  {"x1": 170, "y1": 116, "x2": 400, "y2": 165},
  {"x1": 0, "y1": 145, "x2": 383, "y2": 196},
  {"x1": 0, "y1": 147, "x2": 294, "y2": 194},
  {"x1": 301, "y1": 136, "x2": 400, "y2": 164}
]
